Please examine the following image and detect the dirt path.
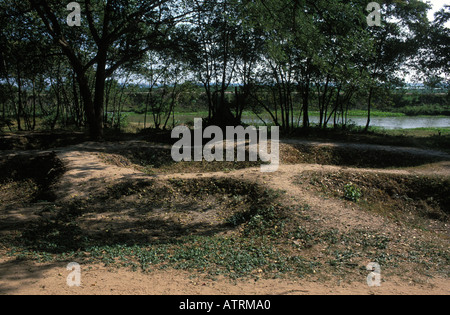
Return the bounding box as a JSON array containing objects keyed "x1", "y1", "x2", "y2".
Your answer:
[
  {"x1": 1, "y1": 260, "x2": 449, "y2": 295},
  {"x1": 55, "y1": 145, "x2": 147, "y2": 202},
  {"x1": 52, "y1": 140, "x2": 449, "y2": 236},
  {"x1": 1, "y1": 139, "x2": 449, "y2": 295}
]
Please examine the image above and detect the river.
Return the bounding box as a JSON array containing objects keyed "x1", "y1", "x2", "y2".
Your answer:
[
  {"x1": 242, "y1": 116, "x2": 450, "y2": 130},
  {"x1": 130, "y1": 113, "x2": 450, "y2": 130}
]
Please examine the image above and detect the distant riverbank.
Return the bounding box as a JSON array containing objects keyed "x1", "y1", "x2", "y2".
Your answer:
[{"x1": 127, "y1": 110, "x2": 450, "y2": 130}]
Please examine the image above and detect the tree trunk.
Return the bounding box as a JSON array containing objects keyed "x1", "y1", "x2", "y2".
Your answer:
[
  {"x1": 72, "y1": 72, "x2": 82, "y2": 127},
  {"x1": 302, "y1": 60, "x2": 312, "y2": 130},
  {"x1": 1, "y1": 98, "x2": 5, "y2": 121},
  {"x1": 76, "y1": 74, "x2": 95, "y2": 137},
  {"x1": 91, "y1": 46, "x2": 108, "y2": 139},
  {"x1": 365, "y1": 87, "x2": 374, "y2": 132},
  {"x1": 302, "y1": 83, "x2": 310, "y2": 129},
  {"x1": 32, "y1": 79, "x2": 36, "y2": 130},
  {"x1": 16, "y1": 66, "x2": 22, "y2": 131}
]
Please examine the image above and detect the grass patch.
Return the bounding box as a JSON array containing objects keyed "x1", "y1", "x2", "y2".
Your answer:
[
  {"x1": 396, "y1": 104, "x2": 450, "y2": 116},
  {"x1": 8, "y1": 236, "x2": 318, "y2": 279}
]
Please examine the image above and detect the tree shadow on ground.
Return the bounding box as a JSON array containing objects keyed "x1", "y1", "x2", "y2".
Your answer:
[
  {"x1": 7, "y1": 177, "x2": 274, "y2": 255},
  {"x1": 0, "y1": 152, "x2": 66, "y2": 202},
  {"x1": 0, "y1": 258, "x2": 61, "y2": 295},
  {"x1": 0, "y1": 131, "x2": 89, "y2": 151}
]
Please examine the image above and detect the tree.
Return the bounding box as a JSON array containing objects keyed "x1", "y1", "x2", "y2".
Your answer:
[
  {"x1": 0, "y1": 0, "x2": 57, "y2": 131},
  {"x1": 180, "y1": 0, "x2": 271, "y2": 129},
  {"x1": 415, "y1": 5, "x2": 450, "y2": 91},
  {"x1": 245, "y1": 0, "x2": 318, "y2": 130},
  {"x1": 245, "y1": 0, "x2": 374, "y2": 131},
  {"x1": 27, "y1": 0, "x2": 187, "y2": 139},
  {"x1": 362, "y1": 0, "x2": 430, "y2": 130}
]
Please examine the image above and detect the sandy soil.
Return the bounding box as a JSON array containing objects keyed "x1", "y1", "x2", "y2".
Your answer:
[
  {"x1": 1, "y1": 139, "x2": 449, "y2": 295},
  {"x1": 1, "y1": 259, "x2": 449, "y2": 295}
]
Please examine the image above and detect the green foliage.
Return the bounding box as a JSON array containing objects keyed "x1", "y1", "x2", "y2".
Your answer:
[
  {"x1": 0, "y1": 0, "x2": 442, "y2": 135},
  {"x1": 343, "y1": 183, "x2": 362, "y2": 202},
  {"x1": 398, "y1": 104, "x2": 450, "y2": 116}
]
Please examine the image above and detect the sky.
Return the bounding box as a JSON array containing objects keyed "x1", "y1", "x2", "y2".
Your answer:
[{"x1": 426, "y1": 0, "x2": 449, "y2": 24}]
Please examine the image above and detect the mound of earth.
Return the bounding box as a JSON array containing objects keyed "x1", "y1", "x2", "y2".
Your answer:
[{"x1": 0, "y1": 137, "x2": 449, "y2": 295}]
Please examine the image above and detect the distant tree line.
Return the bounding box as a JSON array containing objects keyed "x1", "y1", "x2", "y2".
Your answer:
[{"x1": 0, "y1": 0, "x2": 448, "y2": 138}]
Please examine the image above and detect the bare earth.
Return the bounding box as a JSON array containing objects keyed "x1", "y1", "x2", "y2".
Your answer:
[
  {"x1": 1, "y1": 260, "x2": 449, "y2": 295},
  {"x1": 1, "y1": 139, "x2": 449, "y2": 295}
]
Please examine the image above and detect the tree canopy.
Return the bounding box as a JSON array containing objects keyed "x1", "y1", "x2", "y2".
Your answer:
[{"x1": 0, "y1": 0, "x2": 446, "y2": 137}]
